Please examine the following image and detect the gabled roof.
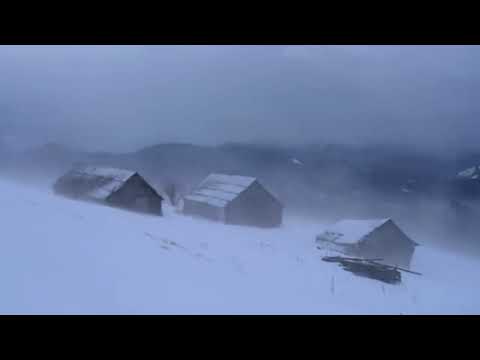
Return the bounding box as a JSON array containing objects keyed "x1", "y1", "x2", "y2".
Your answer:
[
  {"x1": 184, "y1": 173, "x2": 257, "y2": 208},
  {"x1": 55, "y1": 166, "x2": 138, "y2": 201},
  {"x1": 79, "y1": 166, "x2": 136, "y2": 182},
  {"x1": 318, "y1": 218, "x2": 393, "y2": 245}
]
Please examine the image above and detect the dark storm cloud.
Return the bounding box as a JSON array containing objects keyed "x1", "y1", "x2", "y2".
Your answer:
[{"x1": 1, "y1": 45, "x2": 479, "y2": 152}]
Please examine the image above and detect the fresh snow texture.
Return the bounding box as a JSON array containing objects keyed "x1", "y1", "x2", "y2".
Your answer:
[
  {"x1": 57, "y1": 166, "x2": 137, "y2": 201},
  {"x1": 184, "y1": 173, "x2": 256, "y2": 208},
  {"x1": 77, "y1": 166, "x2": 136, "y2": 182},
  {"x1": 318, "y1": 219, "x2": 391, "y2": 245},
  {"x1": 0, "y1": 178, "x2": 479, "y2": 314}
]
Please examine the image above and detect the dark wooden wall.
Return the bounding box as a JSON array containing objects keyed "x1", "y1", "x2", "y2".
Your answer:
[
  {"x1": 108, "y1": 174, "x2": 163, "y2": 216},
  {"x1": 357, "y1": 222, "x2": 416, "y2": 268},
  {"x1": 183, "y1": 199, "x2": 225, "y2": 222},
  {"x1": 226, "y1": 181, "x2": 283, "y2": 228}
]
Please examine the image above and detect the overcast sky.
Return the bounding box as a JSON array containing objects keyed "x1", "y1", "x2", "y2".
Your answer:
[{"x1": 1, "y1": 45, "x2": 479, "y2": 152}]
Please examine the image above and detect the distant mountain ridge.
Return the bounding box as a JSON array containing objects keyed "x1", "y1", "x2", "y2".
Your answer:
[
  {"x1": 4, "y1": 141, "x2": 477, "y2": 195},
  {"x1": 4, "y1": 141, "x2": 480, "y2": 215}
]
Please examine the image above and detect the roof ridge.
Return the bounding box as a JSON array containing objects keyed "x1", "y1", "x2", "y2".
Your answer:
[
  {"x1": 320, "y1": 218, "x2": 394, "y2": 245},
  {"x1": 186, "y1": 173, "x2": 258, "y2": 208}
]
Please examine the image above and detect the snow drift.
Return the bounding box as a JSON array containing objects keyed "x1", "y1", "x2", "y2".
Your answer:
[{"x1": 0, "y1": 178, "x2": 479, "y2": 314}]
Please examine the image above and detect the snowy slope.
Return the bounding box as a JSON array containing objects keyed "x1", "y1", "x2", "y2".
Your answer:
[{"x1": 0, "y1": 178, "x2": 479, "y2": 314}]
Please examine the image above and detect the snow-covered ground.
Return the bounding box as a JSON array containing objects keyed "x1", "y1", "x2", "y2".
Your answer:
[{"x1": 1, "y1": 178, "x2": 479, "y2": 314}]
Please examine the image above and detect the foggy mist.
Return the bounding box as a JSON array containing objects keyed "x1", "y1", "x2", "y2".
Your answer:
[{"x1": 1, "y1": 45, "x2": 480, "y2": 152}]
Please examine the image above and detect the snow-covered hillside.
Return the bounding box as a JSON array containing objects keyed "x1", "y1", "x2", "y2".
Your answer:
[{"x1": 1, "y1": 178, "x2": 479, "y2": 314}]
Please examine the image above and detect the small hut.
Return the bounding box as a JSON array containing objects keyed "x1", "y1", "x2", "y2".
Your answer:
[
  {"x1": 53, "y1": 166, "x2": 163, "y2": 216},
  {"x1": 316, "y1": 218, "x2": 418, "y2": 268},
  {"x1": 183, "y1": 173, "x2": 283, "y2": 227}
]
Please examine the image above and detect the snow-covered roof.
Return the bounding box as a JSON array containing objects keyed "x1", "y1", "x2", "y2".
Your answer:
[
  {"x1": 184, "y1": 173, "x2": 257, "y2": 208},
  {"x1": 317, "y1": 218, "x2": 391, "y2": 245},
  {"x1": 55, "y1": 166, "x2": 137, "y2": 201},
  {"x1": 78, "y1": 166, "x2": 136, "y2": 183}
]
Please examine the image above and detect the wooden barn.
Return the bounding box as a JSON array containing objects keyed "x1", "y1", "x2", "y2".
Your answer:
[
  {"x1": 183, "y1": 173, "x2": 283, "y2": 227},
  {"x1": 316, "y1": 218, "x2": 418, "y2": 268},
  {"x1": 53, "y1": 166, "x2": 163, "y2": 216}
]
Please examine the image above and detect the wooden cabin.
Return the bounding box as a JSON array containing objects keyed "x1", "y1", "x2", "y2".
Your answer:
[
  {"x1": 183, "y1": 173, "x2": 283, "y2": 228},
  {"x1": 53, "y1": 166, "x2": 163, "y2": 216},
  {"x1": 316, "y1": 218, "x2": 418, "y2": 268}
]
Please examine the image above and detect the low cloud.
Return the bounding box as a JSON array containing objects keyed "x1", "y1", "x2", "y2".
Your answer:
[{"x1": 0, "y1": 45, "x2": 479, "y2": 153}]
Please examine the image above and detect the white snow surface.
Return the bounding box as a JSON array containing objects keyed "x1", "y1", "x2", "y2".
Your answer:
[
  {"x1": 318, "y1": 219, "x2": 391, "y2": 245},
  {"x1": 87, "y1": 180, "x2": 125, "y2": 200},
  {"x1": 77, "y1": 166, "x2": 136, "y2": 182},
  {"x1": 1, "y1": 178, "x2": 479, "y2": 314},
  {"x1": 63, "y1": 166, "x2": 137, "y2": 200},
  {"x1": 184, "y1": 173, "x2": 256, "y2": 208}
]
